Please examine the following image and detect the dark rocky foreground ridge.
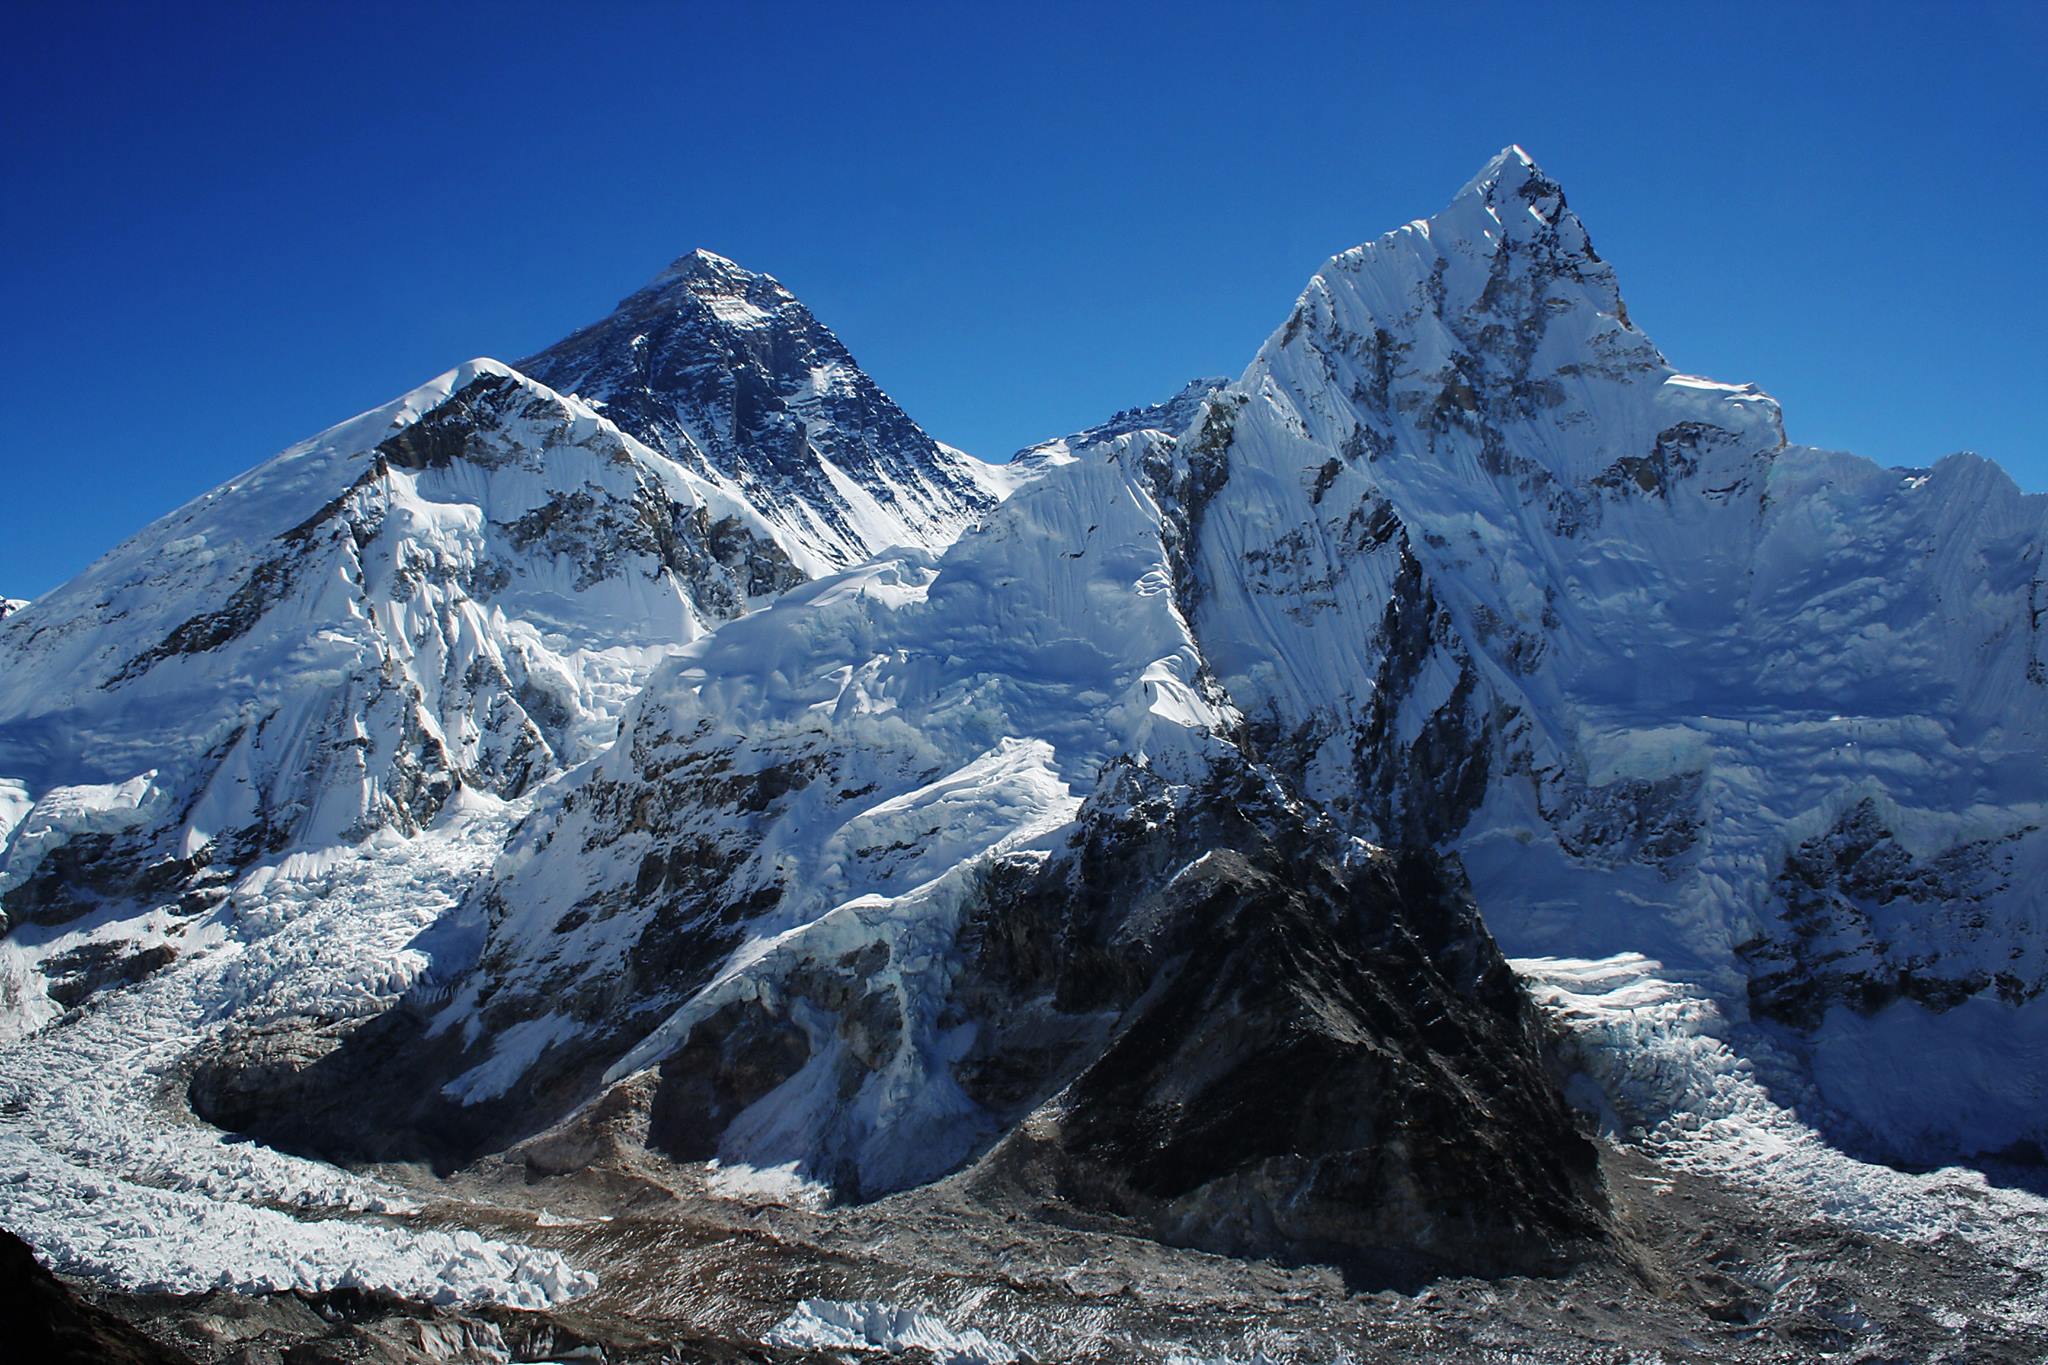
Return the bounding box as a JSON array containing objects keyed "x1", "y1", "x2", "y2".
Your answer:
[{"x1": 189, "y1": 763, "x2": 1610, "y2": 1292}]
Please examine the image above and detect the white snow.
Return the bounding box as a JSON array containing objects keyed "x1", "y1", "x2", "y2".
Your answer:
[
  {"x1": 704, "y1": 1158, "x2": 832, "y2": 1208},
  {"x1": 0, "y1": 775, "x2": 36, "y2": 846},
  {"x1": 766, "y1": 1299, "x2": 1021, "y2": 1364},
  {"x1": 0, "y1": 797, "x2": 593, "y2": 1306},
  {"x1": 0, "y1": 771, "x2": 164, "y2": 902},
  {"x1": 1519, "y1": 954, "x2": 2048, "y2": 1333}
]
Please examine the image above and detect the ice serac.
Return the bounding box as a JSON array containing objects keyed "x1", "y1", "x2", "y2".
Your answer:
[
  {"x1": 0, "y1": 360, "x2": 802, "y2": 964},
  {"x1": 519, "y1": 249, "x2": 1011, "y2": 574},
  {"x1": 1190, "y1": 145, "x2": 2048, "y2": 1162}
]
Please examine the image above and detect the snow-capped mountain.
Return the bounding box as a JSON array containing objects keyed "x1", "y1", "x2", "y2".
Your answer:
[
  {"x1": 198, "y1": 146, "x2": 2046, "y2": 1224},
  {"x1": 0, "y1": 256, "x2": 1009, "y2": 991},
  {"x1": 1194, "y1": 148, "x2": 2048, "y2": 1162},
  {"x1": 519, "y1": 249, "x2": 1017, "y2": 574},
  {"x1": 0, "y1": 362, "x2": 796, "y2": 938},
  {"x1": 3, "y1": 147, "x2": 2045, "y2": 1353},
  {"x1": 0, "y1": 598, "x2": 26, "y2": 624}
]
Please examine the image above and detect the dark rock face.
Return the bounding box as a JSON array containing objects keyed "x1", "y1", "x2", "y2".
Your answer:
[
  {"x1": 0, "y1": 1226, "x2": 195, "y2": 1365},
  {"x1": 1351, "y1": 540, "x2": 1495, "y2": 848},
  {"x1": 955, "y1": 763, "x2": 1609, "y2": 1287},
  {"x1": 520, "y1": 250, "x2": 995, "y2": 565},
  {"x1": 643, "y1": 945, "x2": 903, "y2": 1180},
  {"x1": 3, "y1": 836, "x2": 220, "y2": 932},
  {"x1": 1739, "y1": 797, "x2": 2040, "y2": 1028},
  {"x1": 188, "y1": 1012, "x2": 611, "y2": 1178}
]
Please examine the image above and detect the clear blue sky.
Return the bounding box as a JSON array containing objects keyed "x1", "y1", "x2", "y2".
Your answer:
[{"x1": 3, "y1": 2, "x2": 2043, "y2": 598}]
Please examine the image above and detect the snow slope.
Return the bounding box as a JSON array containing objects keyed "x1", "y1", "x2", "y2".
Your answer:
[{"x1": 0, "y1": 360, "x2": 806, "y2": 969}]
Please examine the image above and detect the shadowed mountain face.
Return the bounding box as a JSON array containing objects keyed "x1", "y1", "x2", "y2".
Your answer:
[
  {"x1": 951, "y1": 766, "x2": 1608, "y2": 1288},
  {"x1": 519, "y1": 249, "x2": 1012, "y2": 575},
  {"x1": 0, "y1": 1227, "x2": 195, "y2": 1365}
]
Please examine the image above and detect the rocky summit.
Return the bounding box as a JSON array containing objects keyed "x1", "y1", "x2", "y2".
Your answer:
[{"x1": 2, "y1": 148, "x2": 2045, "y2": 1363}]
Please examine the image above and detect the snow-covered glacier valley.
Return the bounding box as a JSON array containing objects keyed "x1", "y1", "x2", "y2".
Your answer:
[{"x1": 2, "y1": 149, "x2": 2045, "y2": 1363}]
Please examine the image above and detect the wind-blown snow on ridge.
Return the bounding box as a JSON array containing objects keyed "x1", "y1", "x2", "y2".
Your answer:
[{"x1": 1008, "y1": 376, "x2": 1228, "y2": 473}]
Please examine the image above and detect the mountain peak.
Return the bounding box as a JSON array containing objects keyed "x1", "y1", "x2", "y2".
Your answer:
[
  {"x1": 1455, "y1": 144, "x2": 1542, "y2": 197},
  {"x1": 642, "y1": 247, "x2": 761, "y2": 295},
  {"x1": 1441, "y1": 143, "x2": 1571, "y2": 238},
  {"x1": 519, "y1": 248, "x2": 1004, "y2": 573}
]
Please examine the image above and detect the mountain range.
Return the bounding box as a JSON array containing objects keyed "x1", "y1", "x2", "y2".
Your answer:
[{"x1": 2, "y1": 148, "x2": 2043, "y2": 1363}]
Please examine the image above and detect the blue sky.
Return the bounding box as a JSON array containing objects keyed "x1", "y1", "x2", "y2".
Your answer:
[{"x1": 3, "y1": 1, "x2": 2043, "y2": 597}]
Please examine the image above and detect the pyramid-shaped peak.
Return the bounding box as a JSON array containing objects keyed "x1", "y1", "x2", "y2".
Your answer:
[
  {"x1": 1449, "y1": 144, "x2": 1565, "y2": 213},
  {"x1": 1461, "y1": 143, "x2": 1539, "y2": 187},
  {"x1": 1264, "y1": 144, "x2": 1639, "y2": 381},
  {"x1": 642, "y1": 246, "x2": 773, "y2": 295}
]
